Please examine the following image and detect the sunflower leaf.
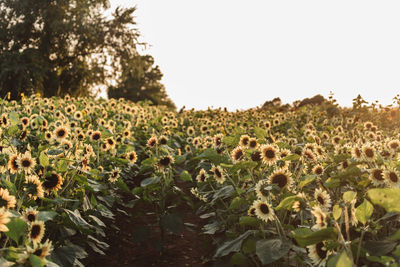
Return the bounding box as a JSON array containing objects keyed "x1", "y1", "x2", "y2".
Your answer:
[
  {"x1": 327, "y1": 250, "x2": 353, "y2": 267},
  {"x1": 355, "y1": 199, "x2": 373, "y2": 225},
  {"x1": 276, "y1": 195, "x2": 300, "y2": 211},
  {"x1": 291, "y1": 227, "x2": 337, "y2": 247},
  {"x1": 367, "y1": 188, "x2": 400, "y2": 213},
  {"x1": 214, "y1": 230, "x2": 254, "y2": 258},
  {"x1": 256, "y1": 239, "x2": 291, "y2": 265},
  {"x1": 5, "y1": 217, "x2": 28, "y2": 244}
]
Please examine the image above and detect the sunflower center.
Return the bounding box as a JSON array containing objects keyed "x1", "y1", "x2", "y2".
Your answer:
[
  {"x1": 373, "y1": 170, "x2": 384, "y2": 181},
  {"x1": 316, "y1": 242, "x2": 327, "y2": 259},
  {"x1": 160, "y1": 138, "x2": 167, "y2": 145},
  {"x1": 27, "y1": 213, "x2": 36, "y2": 222},
  {"x1": 249, "y1": 140, "x2": 257, "y2": 148},
  {"x1": 57, "y1": 129, "x2": 66, "y2": 138},
  {"x1": 234, "y1": 150, "x2": 243, "y2": 160},
  {"x1": 389, "y1": 172, "x2": 398, "y2": 183},
  {"x1": 0, "y1": 198, "x2": 8, "y2": 208},
  {"x1": 21, "y1": 159, "x2": 31, "y2": 167},
  {"x1": 315, "y1": 167, "x2": 323, "y2": 175},
  {"x1": 271, "y1": 174, "x2": 288, "y2": 188},
  {"x1": 365, "y1": 148, "x2": 374, "y2": 158},
  {"x1": 260, "y1": 203, "x2": 269, "y2": 214},
  {"x1": 317, "y1": 196, "x2": 325, "y2": 205},
  {"x1": 30, "y1": 225, "x2": 41, "y2": 238},
  {"x1": 92, "y1": 133, "x2": 100, "y2": 140},
  {"x1": 264, "y1": 149, "x2": 275, "y2": 159},
  {"x1": 214, "y1": 168, "x2": 222, "y2": 178},
  {"x1": 43, "y1": 174, "x2": 59, "y2": 189},
  {"x1": 159, "y1": 157, "x2": 171, "y2": 166}
]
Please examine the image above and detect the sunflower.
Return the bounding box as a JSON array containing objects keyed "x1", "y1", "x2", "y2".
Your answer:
[
  {"x1": 302, "y1": 149, "x2": 317, "y2": 161},
  {"x1": 214, "y1": 134, "x2": 224, "y2": 148},
  {"x1": 159, "y1": 135, "x2": 168, "y2": 145},
  {"x1": 108, "y1": 167, "x2": 121, "y2": 183},
  {"x1": 255, "y1": 179, "x2": 269, "y2": 200},
  {"x1": 384, "y1": 169, "x2": 400, "y2": 188},
  {"x1": 42, "y1": 172, "x2": 63, "y2": 192},
  {"x1": 351, "y1": 146, "x2": 362, "y2": 160},
  {"x1": 105, "y1": 137, "x2": 116, "y2": 149},
  {"x1": 312, "y1": 165, "x2": 324, "y2": 176},
  {"x1": 388, "y1": 139, "x2": 400, "y2": 152},
  {"x1": 186, "y1": 126, "x2": 195, "y2": 136},
  {"x1": 127, "y1": 151, "x2": 138, "y2": 164},
  {"x1": 24, "y1": 175, "x2": 44, "y2": 200},
  {"x1": 0, "y1": 207, "x2": 11, "y2": 232},
  {"x1": 8, "y1": 153, "x2": 19, "y2": 174},
  {"x1": 260, "y1": 144, "x2": 279, "y2": 165},
  {"x1": 25, "y1": 239, "x2": 53, "y2": 263},
  {"x1": 22, "y1": 207, "x2": 38, "y2": 223},
  {"x1": 307, "y1": 241, "x2": 329, "y2": 266},
  {"x1": 231, "y1": 146, "x2": 245, "y2": 163},
  {"x1": 196, "y1": 169, "x2": 209, "y2": 183},
  {"x1": 0, "y1": 114, "x2": 9, "y2": 128},
  {"x1": 211, "y1": 165, "x2": 225, "y2": 184},
  {"x1": 54, "y1": 126, "x2": 69, "y2": 142},
  {"x1": 28, "y1": 221, "x2": 45, "y2": 244},
  {"x1": 90, "y1": 131, "x2": 102, "y2": 142},
  {"x1": 248, "y1": 138, "x2": 258, "y2": 149},
  {"x1": 0, "y1": 188, "x2": 16, "y2": 209},
  {"x1": 253, "y1": 200, "x2": 275, "y2": 222},
  {"x1": 17, "y1": 151, "x2": 36, "y2": 174},
  {"x1": 268, "y1": 168, "x2": 292, "y2": 191},
  {"x1": 21, "y1": 117, "x2": 29, "y2": 128},
  {"x1": 362, "y1": 144, "x2": 376, "y2": 161},
  {"x1": 369, "y1": 168, "x2": 385, "y2": 186},
  {"x1": 239, "y1": 135, "x2": 250, "y2": 147},
  {"x1": 311, "y1": 206, "x2": 328, "y2": 230},
  {"x1": 248, "y1": 205, "x2": 256, "y2": 217},
  {"x1": 159, "y1": 155, "x2": 174, "y2": 168},
  {"x1": 147, "y1": 136, "x2": 158, "y2": 148},
  {"x1": 314, "y1": 188, "x2": 332, "y2": 210}
]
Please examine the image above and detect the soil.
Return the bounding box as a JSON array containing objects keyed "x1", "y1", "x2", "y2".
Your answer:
[{"x1": 83, "y1": 198, "x2": 213, "y2": 267}]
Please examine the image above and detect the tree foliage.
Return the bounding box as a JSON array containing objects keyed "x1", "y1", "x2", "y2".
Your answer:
[
  {"x1": 108, "y1": 54, "x2": 176, "y2": 109},
  {"x1": 0, "y1": 0, "x2": 167, "y2": 102}
]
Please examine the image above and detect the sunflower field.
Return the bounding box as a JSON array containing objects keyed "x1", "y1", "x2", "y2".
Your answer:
[{"x1": 0, "y1": 94, "x2": 400, "y2": 266}]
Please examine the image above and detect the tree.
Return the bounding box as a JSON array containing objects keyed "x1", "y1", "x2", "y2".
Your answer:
[
  {"x1": 0, "y1": 0, "x2": 141, "y2": 99},
  {"x1": 108, "y1": 54, "x2": 176, "y2": 109}
]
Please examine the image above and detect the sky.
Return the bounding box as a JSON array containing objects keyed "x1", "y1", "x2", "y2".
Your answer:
[{"x1": 107, "y1": 0, "x2": 400, "y2": 110}]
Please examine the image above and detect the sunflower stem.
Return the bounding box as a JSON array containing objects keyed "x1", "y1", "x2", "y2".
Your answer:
[{"x1": 356, "y1": 229, "x2": 366, "y2": 265}]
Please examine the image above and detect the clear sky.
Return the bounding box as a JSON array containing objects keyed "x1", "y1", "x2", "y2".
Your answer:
[{"x1": 107, "y1": 0, "x2": 400, "y2": 110}]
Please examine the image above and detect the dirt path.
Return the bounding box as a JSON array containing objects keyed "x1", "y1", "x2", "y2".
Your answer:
[{"x1": 83, "y1": 200, "x2": 212, "y2": 267}]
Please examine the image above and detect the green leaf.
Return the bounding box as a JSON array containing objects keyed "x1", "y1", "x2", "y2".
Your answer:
[
  {"x1": 5, "y1": 217, "x2": 28, "y2": 244},
  {"x1": 299, "y1": 175, "x2": 316, "y2": 188},
  {"x1": 242, "y1": 239, "x2": 256, "y2": 254},
  {"x1": 291, "y1": 227, "x2": 337, "y2": 247},
  {"x1": 276, "y1": 195, "x2": 300, "y2": 210},
  {"x1": 343, "y1": 191, "x2": 357, "y2": 203},
  {"x1": 37, "y1": 211, "x2": 58, "y2": 222},
  {"x1": 229, "y1": 197, "x2": 247, "y2": 210},
  {"x1": 116, "y1": 179, "x2": 131, "y2": 193},
  {"x1": 231, "y1": 161, "x2": 258, "y2": 173},
  {"x1": 327, "y1": 250, "x2": 353, "y2": 267},
  {"x1": 39, "y1": 151, "x2": 49, "y2": 168},
  {"x1": 9, "y1": 112, "x2": 19, "y2": 125},
  {"x1": 364, "y1": 240, "x2": 397, "y2": 256},
  {"x1": 56, "y1": 159, "x2": 68, "y2": 173},
  {"x1": 282, "y1": 154, "x2": 300, "y2": 161},
  {"x1": 230, "y1": 252, "x2": 248, "y2": 266},
  {"x1": 254, "y1": 127, "x2": 267, "y2": 139},
  {"x1": 160, "y1": 213, "x2": 183, "y2": 234},
  {"x1": 256, "y1": 239, "x2": 291, "y2": 265},
  {"x1": 239, "y1": 216, "x2": 259, "y2": 227},
  {"x1": 179, "y1": 170, "x2": 192, "y2": 182},
  {"x1": 332, "y1": 205, "x2": 342, "y2": 220},
  {"x1": 390, "y1": 229, "x2": 400, "y2": 241},
  {"x1": 214, "y1": 230, "x2": 254, "y2": 258},
  {"x1": 47, "y1": 149, "x2": 64, "y2": 155},
  {"x1": 355, "y1": 199, "x2": 373, "y2": 225},
  {"x1": 368, "y1": 188, "x2": 400, "y2": 213},
  {"x1": 64, "y1": 209, "x2": 91, "y2": 229},
  {"x1": 29, "y1": 254, "x2": 44, "y2": 267},
  {"x1": 140, "y1": 176, "x2": 161, "y2": 187}
]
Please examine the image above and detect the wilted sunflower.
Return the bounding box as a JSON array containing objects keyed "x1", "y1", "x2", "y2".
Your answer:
[
  {"x1": 260, "y1": 144, "x2": 279, "y2": 165},
  {"x1": 28, "y1": 221, "x2": 45, "y2": 244},
  {"x1": 8, "y1": 153, "x2": 19, "y2": 174},
  {"x1": 42, "y1": 172, "x2": 63, "y2": 192},
  {"x1": 24, "y1": 175, "x2": 44, "y2": 200},
  {"x1": 159, "y1": 155, "x2": 174, "y2": 168},
  {"x1": 54, "y1": 126, "x2": 69, "y2": 142},
  {"x1": 211, "y1": 165, "x2": 225, "y2": 184},
  {"x1": 253, "y1": 200, "x2": 275, "y2": 222},
  {"x1": 0, "y1": 207, "x2": 11, "y2": 232},
  {"x1": 0, "y1": 188, "x2": 16, "y2": 209},
  {"x1": 384, "y1": 169, "x2": 400, "y2": 187},
  {"x1": 22, "y1": 207, "x2": 38, "y2": 223},
  {"x1": 255, "y1": 179, "x2": 269, "y2": 200},
  {"x1": 314, "y1": 188, "x2": 331, "y2": 210},
  {"x1": 268, "y1": 168, "x2": 292, "y2": 191},
  {"x1": 196, "y1": 169, "x2": 209, "y2": 183},
  {"x1": 108, "y1": 167, "x2": 121, "y2": 183},
  {"x1": 23, "y1": 239, "x2": 53, "y2": 264},
  {"x1": 307, "y1": 241, "x2": 329, "y2": 267},
  {"x1": 311, "y1": 206, "x2": 328, "y2": 230},
  {"x1": 362, "y1": 144, "x2": 376, "y2": 161},
  {"x1": 369, "y1": 168, "x2": 385, "y2": 186},
  {"x1": 231, "y1": 146, "x2": 245, "y2": 163},
  {"x1": 17, "y1": 151, "x2": 36, "y2": 174}
]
